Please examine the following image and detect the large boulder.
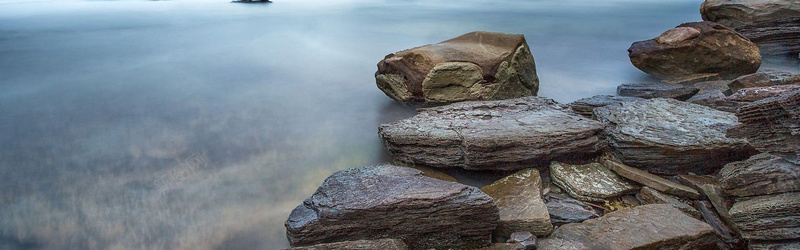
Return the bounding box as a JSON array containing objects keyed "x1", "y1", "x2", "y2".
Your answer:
[
  {"x1": 481, "y1": 168, "x2": 553, "y2": 237},
  {"x1": 538, "y1": 204, "x2": 717, "y2": 250},
  {"x1": 594, "y1": 98, "x2": 753, "y2": 175},
  {"x1": 376, "y1": 31, "x2": 539, "y2": 104},
  {"x1": 718, "y1": 153, "x2": 800, "y2": 197},
  {"x1": 616, "y1": 82, "x2": 699, "y2": 100},
  {"x1": 549, "y1": 161, "x2": 638, "y2": 202},
  {"x1": 568, "y1": 95, "x2": 644, "y2": 118},
  {"x1": 701, "y1": 0, "x2": 800, "y2": 55},
  {"x1": 628, "y1": 21, "x2": 761, "y2": 82},
  {"x1": 379, "y1": 96, "x2": 605, "y2": 171},
  {"x1": 727, "y1": 89, "x2": 800, "y2": 164},
  {"x1": 729, "y1": 192, "x2": 800, "y2": 240},
  {"x1": 284, "y1": 164, "x2": 499, "y2": 249}
]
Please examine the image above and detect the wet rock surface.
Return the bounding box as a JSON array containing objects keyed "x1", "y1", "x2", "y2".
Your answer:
[
  {"x1": 594, "y1": 98, "x2": 752, "y2": 175},
  {"x1": 628, "y1": 21, "x2": 761, "y2": 82},
  {"x1": 719, "y1": 153, "x2": 800, "y2": 197},
  {"x1": 549, "y1": 161, "x2": 638, "y2": 202},
  {"x1": 538, "y1": 204, "x2": 717, "y2": 250},
  {"x1": 616, "y1": 82, "x2": 699, "y2": 100},
  {"x1": 481, "y1": 168, "x2": 553, "y2": 237},
  {"x1": 568, "y1": 95, "x2": 644, "y2": 118},
  {"x1": 727, "y1": 89, "x2": 800, "y2": 164},
  {"x1": 284, "y1": 239, "x2": 408, "y2": 250},
  {"x1": 729, "y1": 192, "x2": 800, "y2": 240},
  {"x1": 379, "y1": 96, "x2": 605, "y2": 170},
  {"x1": 376, "y1": 31, "x2": 539, "y2": 104},
  {"x1": 285, "y1": 164, "x2": 499, "y2": 249},
  {"x1": 637, "y1": 186, "x2": 700, "y2": 219},
  {"x1": 543, "y1": 193, "x2": 600, "y2": 226},
  {"x1": 600, "y1": 156, "x2": 702, "y2": 199},
  {"x1": 701, "y1": 0, "x2": 800, "y2": 55}
]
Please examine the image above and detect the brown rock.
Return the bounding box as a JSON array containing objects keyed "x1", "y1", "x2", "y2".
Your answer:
[
  {"x1": 701, "y1": 0, "x2": 800, "y2": 55},
  {"x1": 376, "y1": 31, "x2": 539, "y2": 104},
  {"x1": 718, "y1": 153, "x2": 800, "y2": 197},
  {"x1": 729, "y1": 192, "x2": 800, "y2": 240},
  {"x1": 538, "y1": 204, "x2": 717, "y2": 250},
  {"x1": 616, "y1": 82, "x2": 699, "y2": 100},
  {"x1": 379, "y1": 96, "x2": 605, "y2": 171},
  {"x1": 284, "y1": 239, "x2": 408, "y2": 250},
  {"x1": 694, "y1": 80, "x2": 732, "y2": 94},
  {"x1": 655, "y1": 27, "x2": 701, "y2": 45},
  {"x1": 693, "y1": 200, "x2": 744, "y2": 248},
  {"x1": 687, "y1": 90, "x2": 726, "y2": 106},
  {"x1": 481, "y1": 168, "x2": 553, "y2": 237},
  {"x1": 628, "y1": 21, "x2": 761, "y2": 82},
  {"x1": 676, "y1": 174, "x2": 738, "y2": 233},
  {"x1": 637, "y1": 186, "x2": 701, "y2": 219},
  {"x1": 727, "y1": 89, "x2": 800, "y2": 164},
  {"x1": 549, "y1": 161, "x2": 639, "y2": 202},
  {"x1": 600, "y1": 156, "x2": 702, "y2": 199},
  {"x1": 709, "y1": 85, "x2": 800, "y2": 112},
  {"x1": 749, "y1": 239, "x2": 800, "y2": 250}
]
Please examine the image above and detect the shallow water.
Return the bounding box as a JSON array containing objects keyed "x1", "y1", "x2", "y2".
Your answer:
[{"x1": 0, "y1": 0, "x2": 796, "y2": 249}]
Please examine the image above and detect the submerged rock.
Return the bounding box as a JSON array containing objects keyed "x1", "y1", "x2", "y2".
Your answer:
[
  {"x1": 549, "y1": 161, "x2": 638, "y2": 202},
  {"x1": 701, "y1": 0, "x2": 800, "y2": 55},
  {"x1": 379, "y1": 96, "x2": 605, "y2": 170},
  {"x1": 543, "y1": 193, "x2": 600, "y2": 226},
  {"x1": 284, "y1": 239, "x2": 408, "y2": 250},
  {"x1": 538, "y1": 204, "x2": 717, "y2": 250},
  {"x1": 718, "y1": 153, "x2": 800, "y2": 197},
  {"x1": 727, "y1": 89, "x2": 800, "y2": 164},
  {"x1": 600, "y1": 156, "x2": 702, "y2": 199},
  {"x1": 285, "y1": 164, "x2": 498, "y2": 249},
  {"x1": 729, "y1": 192, "x2": 800, "y2": 240},
  {"x1": 568, "y1": 95, "x2": 644, "y2": 118},
  {"x1": 481, "y1": 168, "x2": 553, "y2": 237},
  {"x1": 376, "y1": 31, "x2": 539, "y2": 104},
  {"x1": 637, "y1": 186, "x2": 700, "y2": 219},
  {"x1": 594, "y1": 98, "x2": 752, "y2": 175},
  {"x1": 628, "y1": 21, "x2": 761, "y2": 82},
  {"x1": 616, "y1": 82, "x2": 699, "y2": 100}
]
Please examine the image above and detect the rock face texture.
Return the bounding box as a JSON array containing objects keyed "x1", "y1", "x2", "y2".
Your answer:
[
  {"x1": 481, "y1": 168, "x2": 553, "y2": 237},
  {"x1": 727, "y1": 89, "x2": 800, "y2": 164},
  {"x1": 285, "y1": 164, "x2": 499, "y2": 249},
  {"x1": 676, "y1": 174, "x2": 737, "y2": 231},
  {"x1": 628, "y1": 21, "x2": 761, "y2": 82},
  {"x1": 285, "y1": 239, "x2": 408, "y2": 250},
  {"x1": 701, "y1": 0, "x2": 800, "y2": 55},
  {"x1": 568, "y1": 95, "x2": 644, "y2": 118},
  {"x1": 637, "y1": 186, "x2": 701, "y2": 219},
  {"x1": 376, "y1": 31, "x2": 539, "y2": 104},
  {"x1": 379, "y1": 96, "x2": 605, "y2": 170},
  {"x1": 538, "y1": 204, "x2": 717, "y2": 250},
  {"x1": 549, "y1": 161, "x2": 638, "y2": 202},
  {"x1": 616, "y1": 82, "x2": 699, "y2": 100},
  {"x1": 600, "y1": 156, "x2": 702, "y2": 199},
  {"x1": 594, "y1": 98, "x2": 753, "y2": 175},
  {"x1": 719, "y1": 153, "x2": 800, "y2": 197},
  {"x1": 543, "y1": 193, "x2": 600, "y2": 226},
  {"x1": 708, "y1": 85, "x2": 800, "y2": 112},
  {"x1": 728, "y1": 72, "x2": 798, "y2": 93},
  {"x1": 729, "y1": 192, "x2": 800, "y2": 240}
]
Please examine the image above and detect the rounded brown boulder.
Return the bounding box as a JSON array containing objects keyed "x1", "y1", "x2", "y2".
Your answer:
[{"x1": 628, "y1": 21, "x2": 761, "y2": 83}]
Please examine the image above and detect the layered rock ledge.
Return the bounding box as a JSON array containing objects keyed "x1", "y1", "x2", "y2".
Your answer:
[
  {"x1": 727, "y1": 89, "x2": 800, "y2": 164},
  {"x1": 701, "y1": 0, "x2": 800, "y2": 55}
]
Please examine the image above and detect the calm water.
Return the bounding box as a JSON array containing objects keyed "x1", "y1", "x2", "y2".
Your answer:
[{"x1": 0, "y1": 0, "x2": 796, "y2": 249}]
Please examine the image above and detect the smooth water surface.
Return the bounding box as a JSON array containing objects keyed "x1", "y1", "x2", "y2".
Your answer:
[{"x1": 1, "y1": 0, "x2": 795, "y2": 249}]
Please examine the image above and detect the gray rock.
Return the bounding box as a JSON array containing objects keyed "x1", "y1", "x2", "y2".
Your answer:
[
  {"x1": 687, "y1": 90, "x2": 726, "y2": 106},
  {"x1": 709, "y1": 85, "x2": 800, "y2": 113},
  {"x1": 637, "y1": 186, "x2": 701, "y2": 219},
  {"x1": 628, "y1": 21, "x2": 761, "y2": 82},
  {"x1": 284, "y1": 239, "x2": 408, "y2": 250},
  {"x1": 477, "y1": 243, "x2": 525, "y2": 250},
  {"x1": 543, "y1": 193, "x2": 600, "y2": 226},
  {"x1": 594, "y1": 98, "x2": 753, "y2": 175},
  {"x1": 568, "y1": 95, "x2": 644, "y2": 118},
  {"x1": 549, "y1": 161, "x2": 638, "y2": 202},
  {"x1": 616, "y1": 82, "x2": 699, "y2": 100},
  {"x1": 507, "y1": 232, "x2": 536, "y2": 250},
  {"x1": 701, "y1": 0, "x2": 800, "y2": 55},
  {"x1": 676, "y1": 174, "x2": 738, "y2": 232},
  {"x1": 285, "y1": 164, "x2": 498, "y2": 249},
  {"x1": 727, "y1": 89, "x2": 800, "y2": 164},
  {"x1": 376, "y1": 31, "x2": 538, "y2": 104},
  {"x1": 481, "y1": 168, "x2": 553, "y2": 237},
  {"x1": 729, "y1": 192, "x2": 800, "y2": 240},
  {"x1": 749, "y1": 239, "x2": 800, "y2": 250},
  {"x1": 379, "y1": 96, "x2": 605, "y2": 171},
  {"x1": 693, "y1": 200, "x2": 744, "y2": 248},
  {"x1": 538, "y1": 204, "x2": 717, "y2": 250},
  {"x1": 694, "y1": 80, "x2": 732, "y2": 94},
  {"x1": 718, "y1": 153, "x2": 800, "y2": 197},
  {"x1": 600, "y1": 156, "x2": 702, "y2": 199}
]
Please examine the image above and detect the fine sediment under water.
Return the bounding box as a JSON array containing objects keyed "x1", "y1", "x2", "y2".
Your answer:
[{"x1": 0, "y1": 0, "x2": 797, "y2": 249}]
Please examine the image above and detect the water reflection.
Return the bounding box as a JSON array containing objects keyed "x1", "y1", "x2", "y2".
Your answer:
[{"x1": 0, "y1": 0, "x2": 796, "y2": 249}]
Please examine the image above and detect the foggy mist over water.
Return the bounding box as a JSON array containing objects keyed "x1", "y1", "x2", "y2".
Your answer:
[{"x1": 0, "y1": 0, "x2": 797, "y2": 249}]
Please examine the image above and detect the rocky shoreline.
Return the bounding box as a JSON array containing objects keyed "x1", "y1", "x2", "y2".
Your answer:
[{"x1": 284, "y1": 1, "x2": 799, "y2": 249}]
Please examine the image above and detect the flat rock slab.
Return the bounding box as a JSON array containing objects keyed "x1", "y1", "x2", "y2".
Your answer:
[
  {"x1": 600, "y1": 156, "x2": 702, "y2": 199},
  {"x1": 376, "y1": 31, "x2": 539, "y2": 104},
  {"x1": 285, "y1": 164, "x2": 498, "y2": 249},
  {"x1": 719, "y1": 153, "x2": 800, "y2": 197},
  {"x1": 284, "y1": 239, "x2": 408, "y2": 250},
  {"x1": 727, "y1": 89, "x2": 800, "y2": 164},
  {"x1": 568, "y1": 95, "x2": 644, "y2": 118},
  {"x1": 694, "y1": 80, "x2": 732, "y2": 94},
  {"x1": 729, "y1": 192, "x2": 800, "y2": 240},
  {"x1": 676, "y1": 174, "x2": 737, "y2": 232},
  {"x1": 708, "y1": 85, "x2": 800, "y2": 113},
  {"x1": 616, "y1": 82, "x2": 699, "y2": 100},
  {"x1": 637, "y1": 186, "x2": 700, "y2": 219},
  {"x1": 550, "y1": 161, "x2": 638, "y2": 202},
  {"x1": 594, "y1": 98, "x2": 753, "y2": 175},
  {"x1": 701, "y1": 0, "x2": 800, "y2": 55},
  {"x1": 379, "y1": 96, "x2": 605, "y2": 170},
  {"x1": 749, "y1": 239, "x2": 800, "y2": 250},
  {"x1": 543, "y1": 193, "x2": 600, "y2": 226},
  {"x1": 538, "y1": 204, "x2": 717, "y2": 250},
  {"x1": 481, "y1": 168, "x2": 553, "y2": 237},
  {"x1": 628, "y1": 21, "x2": 761, "y2": 81}
]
